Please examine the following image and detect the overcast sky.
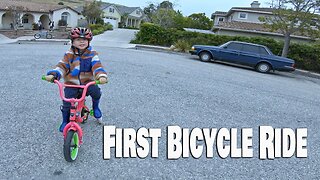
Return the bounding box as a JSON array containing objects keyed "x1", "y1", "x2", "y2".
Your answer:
[{"x1": 102, "y1": 0, "x2": 272, "y2": 17}]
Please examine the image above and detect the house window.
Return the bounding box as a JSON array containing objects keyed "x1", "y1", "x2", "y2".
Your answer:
[
  {"x1": 218, "y1": 17, "x2": 224, "y2": 22},
  {"x1": 109, "y1": 8, "x2": 114, "y2": 13},
  {"x1": 136, "y1": 10, "x2": 140, "y2": 15},
  {"x1": 22, "y1": 17, "x2": 28, "y2": 23},
  {"x1": 239, "y1": 13, "x2": 247, "y2": 19},
  {"x1": 61, "y1": 12, "x2": 68, "y2": 24}
]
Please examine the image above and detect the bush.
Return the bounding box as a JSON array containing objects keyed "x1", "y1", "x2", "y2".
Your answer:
[
  {"x1": 132, "y1": 22, "x2": 320, "y2": 73},
  {"x1": 173, "y1": 40, "x2": 191, "y2": 52}
]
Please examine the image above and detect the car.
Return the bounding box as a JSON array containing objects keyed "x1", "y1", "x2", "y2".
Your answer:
[{"x1": 189, "y1": 41, "x2": 295, "y2": 73}]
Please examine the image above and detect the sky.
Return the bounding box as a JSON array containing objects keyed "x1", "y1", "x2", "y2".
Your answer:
[{"x1": 101, "y1": 0, "x2": 272, "y2": 17}]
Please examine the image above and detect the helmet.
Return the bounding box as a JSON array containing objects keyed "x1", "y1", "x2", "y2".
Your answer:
[{"x1": 70, "y1": 27, "x2": 93, "y2": 41}]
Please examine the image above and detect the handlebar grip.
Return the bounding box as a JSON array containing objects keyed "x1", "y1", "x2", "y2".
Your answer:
[
  {"x1": 95, "y1": 80, "x2": 101, "y2": 85},
  {"x1": 41, "y1": 75, "x2": 46, "y2": 81}
]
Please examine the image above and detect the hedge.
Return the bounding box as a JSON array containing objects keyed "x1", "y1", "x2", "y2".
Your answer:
[{"x1": 132, "y1": 23, "x2": 320, "y2": 73}]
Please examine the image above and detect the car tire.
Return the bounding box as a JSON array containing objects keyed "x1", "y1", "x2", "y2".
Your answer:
[
  {"x1": 256, "y1": 62, "x2": 271, "y2": 73},
  {"x1": 199, "y1": 52, "x2": 212, "y2": 62}
]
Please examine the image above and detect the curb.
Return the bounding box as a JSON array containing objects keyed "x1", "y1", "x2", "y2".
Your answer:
[
  {"x1": 16, "y1": 38, "x2": 70, "y2": 44},
  {"x1": 135, "y1": 44, "x2": 320, "y2": 80}
]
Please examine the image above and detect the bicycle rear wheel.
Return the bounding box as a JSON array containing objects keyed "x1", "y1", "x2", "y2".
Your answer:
[{"x1": 63, "y1": 130, "x2": 79, "y2": 162}]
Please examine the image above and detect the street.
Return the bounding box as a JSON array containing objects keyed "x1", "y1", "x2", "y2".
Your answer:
[{"x1": 0, "y1": 32, "x2": 320, "y2": 178}]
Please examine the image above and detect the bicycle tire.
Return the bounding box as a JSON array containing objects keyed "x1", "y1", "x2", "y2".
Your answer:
[
  {"x1": 46, "y1": 34, "x2": 52, "y2": 39},
  {"x1": 34, "y1": 34, "x2": 41, "y2": 39},
  {"x1": 63, "y1": 130, "x2": 79, "y2": 162}
]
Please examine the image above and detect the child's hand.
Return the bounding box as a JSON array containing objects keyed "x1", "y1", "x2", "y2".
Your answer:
[
  {"x1": 99, "y1": 77, "x2": 108, "y2": 84},
  {"x1": 44, "y1": 75, "x2": 55, "y2": 82}
]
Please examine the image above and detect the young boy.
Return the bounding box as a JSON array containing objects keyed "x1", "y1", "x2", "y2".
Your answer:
[{"x1": 44, "y1": 27, "x2": 108, "y2": 132}]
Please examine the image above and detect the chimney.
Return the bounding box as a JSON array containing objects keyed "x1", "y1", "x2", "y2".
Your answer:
[{"x1": 250, "y1": 1, "x2": 260, "y2": 8}]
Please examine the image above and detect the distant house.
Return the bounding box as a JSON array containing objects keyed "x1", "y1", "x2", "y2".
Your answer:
[
  {"x1": 0, "y1": 0, "x2": 81, "y2": 30},
  {"x1": 211, "y1": 1, "x2": 313, "y2": 43},
  {"x1": 101, "y1": 3, "x2": 144, "y2": 28}
]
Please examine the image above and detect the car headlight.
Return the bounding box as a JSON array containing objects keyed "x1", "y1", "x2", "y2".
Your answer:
[{"x1": 191, "y1": 46, "x2": 195, "y2": 50}]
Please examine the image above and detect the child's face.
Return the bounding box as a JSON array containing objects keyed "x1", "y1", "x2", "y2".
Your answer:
[{"x1": 72, "y1": 38, "x2": 89, "y2": 50}]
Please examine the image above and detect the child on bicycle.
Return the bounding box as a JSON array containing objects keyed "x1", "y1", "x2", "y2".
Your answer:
[{"x1": 44, "y1": 27, "x2": 108, "y2": 132}]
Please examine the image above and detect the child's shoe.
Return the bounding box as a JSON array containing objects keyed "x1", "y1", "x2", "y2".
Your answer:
[{"x1": 92, "y1": 99, "x2": 105, "y2": 125}]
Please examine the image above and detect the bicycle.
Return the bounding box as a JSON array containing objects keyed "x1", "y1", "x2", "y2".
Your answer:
[
  {"x1": 42, "y1": 75, "x2": 101, "y2": 162},
  {"x1": 34, "y1": 30, "x2": 53, "y2": 39}
]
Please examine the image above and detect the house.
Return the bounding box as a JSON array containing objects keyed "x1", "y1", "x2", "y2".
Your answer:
[
  {"x1": 101, "y1": 3, "x2": 144, "y2": 28},
  {"x1": 211, "y1": 1, "x2": 313, "y2": 43},
  {"x1": 0, "y1": 0, "x2": 81, "y2": 30}
]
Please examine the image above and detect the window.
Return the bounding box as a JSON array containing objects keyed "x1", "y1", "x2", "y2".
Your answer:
[
  {"x1": 109, "y1": 8, "x2": 114, "y2": 13},
  {"x1": 218, "y1": 17, "x2": 224, "y2": 22},
  {"x1": 61, "y1": 12, "x2": 68, "y2": 24},
  {"x1": 239, "y1": 13, "x2": 247, "y2": 19},
  {"x1": 242, "y1": 44, "x2": 260, "y2": 54},
  {"x1": 136, "y1": 10, "x2": 140, "y2": 15},
  {"x1": 22, "y1": 17, "x2": 28, "y2": 23},
  {"x1": 226, "y1": 43, "x2": 242, "y2": 51},
  {"x1": 259, "y1": 47, "x2": 270, "y2": 55}
]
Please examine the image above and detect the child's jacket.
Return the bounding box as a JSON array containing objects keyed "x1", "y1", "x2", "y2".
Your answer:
[{"x1": 47, "y1": 46, "x2": 107, "y2": 85}]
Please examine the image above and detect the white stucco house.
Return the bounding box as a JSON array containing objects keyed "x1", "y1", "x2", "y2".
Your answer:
[
  {"x1": 101, "y1": 3, "x2": 144, "y2": 28},
  {"x1": 211, "y1": 1, "x2": 315, "y2": 43},
  {"x1": 0, "y1": 0, "x2": 81, "y2": 30}
]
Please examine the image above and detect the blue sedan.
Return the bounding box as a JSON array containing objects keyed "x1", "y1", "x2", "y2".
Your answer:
[{"x1": 189, "y1": 41, "x2": 295, "y2": 73}]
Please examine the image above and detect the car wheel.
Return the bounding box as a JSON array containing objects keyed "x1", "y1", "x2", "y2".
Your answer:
[
  {"x1": 256, "y1": 62, "x2": 271, "y2": 73},
  {"x1": 199, "y1": 52, "x2": 212, "y2": 62}
]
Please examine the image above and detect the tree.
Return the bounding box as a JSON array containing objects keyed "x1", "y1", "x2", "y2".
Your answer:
[
  {"x1": 82, "y1": 0, "x2": 103, "y2": 24},
  {"x1": 143, "y1": 3, "x2": 157, "y2": 21},
  {"x1": 260, "y1": 0, "x2": 320, "y2": 57},
  {"x1": 186, "y1": 13, "x2": 213, "y2": 30},
  {"x1": 151, "y1": 8, "x2": 176, "y2": 28},
  {"x1": 159, "y1": 1, "x2": 173, "y2": 9},
  {"x1": 6, "y1": 6, "x2": 27, "y2": 30}
]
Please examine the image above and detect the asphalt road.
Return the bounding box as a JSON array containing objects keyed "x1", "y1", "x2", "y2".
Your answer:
[{"x1": 1, "y1": 40, "x2": 320, "y2": 179}]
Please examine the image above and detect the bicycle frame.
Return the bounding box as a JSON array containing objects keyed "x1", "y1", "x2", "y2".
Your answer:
[{"x1": 54, "y1": 80, "x2": 97, "y2": 145}]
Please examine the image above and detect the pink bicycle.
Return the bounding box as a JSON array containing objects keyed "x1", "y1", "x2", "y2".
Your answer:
[{"x1": 42, "y1": 76, "x2": 101, "y2": 162}]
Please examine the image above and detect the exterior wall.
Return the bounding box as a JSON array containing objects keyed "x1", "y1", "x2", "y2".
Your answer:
[
  {"x1": 0, "y1": 11, "x2": 4, "y2": 29},
  {"x1": 102, "y1": 5, "x2": 121, "y2": 28},
  {"x1": 127, "y1": 8, "x2": 143, "y2": 28},
  {"x1": 231, "y1": 11, "x2": 271, "y2": 23},
  {"x1": 52, "y1": 7, "x2": 79, "y2": 28},
  {"x1": 214, "y1": 16, "x2": 226, "y2": 25},
  {"x1": 215, "y1": 29, "x2": 312, "y2": 44}
]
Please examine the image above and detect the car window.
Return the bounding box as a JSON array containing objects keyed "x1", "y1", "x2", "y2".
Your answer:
[
  {"x1": 242, "y1": 44, "x2": 260, "y2": 54},
  {"x1": 259, "y1": 47, "x2": 270, "y2": 55},
  {"x1": 226, "y1": 43, "x2": 242, "y2": 51}
]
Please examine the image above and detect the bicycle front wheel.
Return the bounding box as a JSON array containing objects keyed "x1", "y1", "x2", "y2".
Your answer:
[{"x1": 63, "y1": 130, "x2": 79, "y2": 162}]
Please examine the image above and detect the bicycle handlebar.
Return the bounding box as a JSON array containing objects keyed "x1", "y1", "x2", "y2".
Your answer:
[{"x1": 42, "y1": 75, "x2": 101, "y2": 103}]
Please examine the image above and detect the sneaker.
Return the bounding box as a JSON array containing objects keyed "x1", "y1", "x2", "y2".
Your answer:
[{"x1": 96, "y1": 117, "x2": 105, "y2": 126}]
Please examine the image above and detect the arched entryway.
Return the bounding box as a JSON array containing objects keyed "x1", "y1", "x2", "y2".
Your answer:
[
  {"x1": 39, "y1": 14, "x2": 50, "y2": 29},
  {"x1": 1, "y1": 12, "x2": 14, "y2": 29},
  {"x1": 21, "y1": 13, "x2": 34, "y2": 29}
]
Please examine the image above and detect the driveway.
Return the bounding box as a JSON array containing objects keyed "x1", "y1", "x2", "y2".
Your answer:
[{"x1": 91, "y1": 28, "x2": 138, "y2": 48}]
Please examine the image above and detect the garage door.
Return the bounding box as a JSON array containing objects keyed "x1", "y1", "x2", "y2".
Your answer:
[{"x1": 104, "y1": 18, "x2": 118, "y2": 28}]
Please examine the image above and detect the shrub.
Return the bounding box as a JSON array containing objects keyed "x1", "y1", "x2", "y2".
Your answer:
[{"x1": 173, "y1": 40, "x2": 191, "y2": 52}]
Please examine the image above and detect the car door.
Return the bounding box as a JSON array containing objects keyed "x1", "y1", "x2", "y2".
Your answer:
[
  {"x1": 238, "y1": 44, "x2": 260, "y2": 66},
  {"x1": 218, "y1": 42, "x2": 242, "y2": 63}
]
